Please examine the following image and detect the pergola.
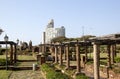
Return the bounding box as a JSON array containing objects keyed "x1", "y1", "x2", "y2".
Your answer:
[
  {"x1": 0, "y1": 41, "x2": 17, "y2": 64},
  {"x1": 39, "y1": 33, "x2": 120, "y2": 79}
]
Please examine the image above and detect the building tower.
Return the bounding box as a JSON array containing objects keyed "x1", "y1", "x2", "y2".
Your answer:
[{"x1": 44, "y1": 19, "x2": 65, "y2": 44}]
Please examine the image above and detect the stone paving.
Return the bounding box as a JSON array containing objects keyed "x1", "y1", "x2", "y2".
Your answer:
[{"x1": 9, "y1": 70, "x2": 45, "y2": 79}]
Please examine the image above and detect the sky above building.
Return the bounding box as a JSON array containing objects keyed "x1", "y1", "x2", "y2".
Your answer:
[{"x1": 0, "y1": 0, "x2": 120, "y2": 45}]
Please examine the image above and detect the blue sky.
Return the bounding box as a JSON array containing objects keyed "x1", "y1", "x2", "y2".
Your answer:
[{"x1": 0, "y1": 0, "x2": 120, "y2": 45}]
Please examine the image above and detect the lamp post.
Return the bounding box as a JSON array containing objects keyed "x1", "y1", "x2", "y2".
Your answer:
[
  {"x1": 16, "y1": 39, "x2": 19, "y2": 45},
  {"x1": 4, "y1": 34, "x2": 9, "y2": 70}
]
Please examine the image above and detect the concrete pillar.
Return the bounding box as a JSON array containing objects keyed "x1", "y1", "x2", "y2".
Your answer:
[
  {"x1": 59, "y1": 45, "x2": 63, "y2": 66},
  {"x1": 55, "y1": 46, "x2": 58, "y2": 63},
  {"x1": 107, "y1": 44, "x2": 111, "y2": 67},
  {"x1": 66, "y1": 44, "x2": 70, "y2": 69},
  {"x1": 111, "y1": 45, "x2": 114, "y2": 64},
  {"x1": 75, "y1": 44, "x2": 81, "y2": 74},
  {"x1": 93, "y1": 42, "x2": 100, "y2": 79}
]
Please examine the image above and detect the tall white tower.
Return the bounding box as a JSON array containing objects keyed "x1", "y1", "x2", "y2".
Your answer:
[{"x1": 44, "y1": 19, "x2": 65, "y2": 44}]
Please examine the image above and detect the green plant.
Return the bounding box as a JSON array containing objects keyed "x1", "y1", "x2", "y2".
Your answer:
[
  {"x1": 100, "y1": 60, "x2": 107, "y2": 65},
  {"x1": 41, "y1": 64, "x2": 69, "y2": 79},
  {"x1": 76, "y1": 74, "x2": 88, "y2": 79},
  {"x1": 0, "y1": 59, "x2": 10, "y2": 66},
  {"x1": 115, "y1": 57, "x2": 120, "y2": 63},
  {"x1": 0, "y1": 70, "x2": 12, "y2": 79}
]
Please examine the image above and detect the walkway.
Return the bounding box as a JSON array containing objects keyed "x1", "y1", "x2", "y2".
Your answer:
[
  {"x1": 9, "y1": 55, "x2": 45, "y2": 79},
  {"x1": 9, "y1": 70, "x2": 44, "y2": 79}
]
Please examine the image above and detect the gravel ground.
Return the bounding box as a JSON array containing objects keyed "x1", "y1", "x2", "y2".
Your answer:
[{"x1": 9, "y1": 70, "x2": 45, "y2": 79}]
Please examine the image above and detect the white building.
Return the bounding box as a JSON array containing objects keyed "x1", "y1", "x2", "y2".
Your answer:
[{"x1": 43, "y1": 19, "x2": 65, "y2": 44}]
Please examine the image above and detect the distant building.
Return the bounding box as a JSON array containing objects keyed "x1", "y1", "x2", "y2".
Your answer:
[{"x1": 43, "y1": 19, "x2": 65, "y2": 44}]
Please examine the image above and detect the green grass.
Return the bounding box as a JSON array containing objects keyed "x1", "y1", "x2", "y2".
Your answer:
[
  {"x1": 0, "y1": 55, "x2": 35, "y2": 60},
  {"x1": 17, "y1": 55, "x2": 35, "y2": 60},
  {"x1": 0, "y1": 55, "x2": 7, "y2": 59},
  {"x1": 0, "y1": 70, "x2": 12, "y2": 79}
]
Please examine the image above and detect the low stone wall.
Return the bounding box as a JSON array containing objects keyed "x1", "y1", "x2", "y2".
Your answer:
[{"x1": 85, "y1": 64, "x2": 120, "y2": 79}]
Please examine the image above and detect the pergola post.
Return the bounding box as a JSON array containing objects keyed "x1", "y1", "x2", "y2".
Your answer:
[
  {"x1": 107, "y1": 44, "x2": 111, "y2": 68},
  {"x1": 75, "y1": 43, "x2": 81, "y2": 74},
  {"x1": 66, "y1": 44, "x2": 70, "y2": 69},
  {"x1": 111, "y1": 45, "x2": 114, "y2": 64},
  {"x1": 14, "y1": 44, "x2": 17, "y2": 63},
  {"x1": 85, "y1": 45, "x2": 88, "y2": 63},
  {"x1": 64, "y1": 46, "x2": 66, "y2": 60},
  {"x1": 59, "y1": 45, "x2": 63, "y2": 66},
  {"x1": 10, "y1": 44, "x2": 13, "y2": 64},
  {"x1": 114, "y1": 44, "x2": 117, "y2": 57},
  {"x1": 93, "y1": 42, "x2": 100, "y2": 79},
  {"x1": 54, "y1": 46, "x2": 58, "y2": 63}
]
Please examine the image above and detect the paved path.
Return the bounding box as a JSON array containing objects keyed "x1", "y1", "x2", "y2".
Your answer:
[
  {"x1": 9, "y1": 70, "x2": 45, "y2": 79},
  {"x1": 9, "y1": 55, "x2": 45, "y2": 79}
]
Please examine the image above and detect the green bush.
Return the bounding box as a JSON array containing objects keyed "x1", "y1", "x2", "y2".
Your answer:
[
  {"x1": 115, "y1": 57, "x2": 120, "y2": 63},
  {"x1": 76, "y1": 74, "x2": 88, "y2": 79},
  {"x1": 0, "y1": 59, "x2": 10, "y2": 66},
  {"x1": 41, "y1": 64, "x2": 69, "y2": 79}
]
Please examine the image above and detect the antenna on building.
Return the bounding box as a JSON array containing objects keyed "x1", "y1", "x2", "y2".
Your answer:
[{"x1": 82, "y1": 26, "x2": 85, "y2": 41}]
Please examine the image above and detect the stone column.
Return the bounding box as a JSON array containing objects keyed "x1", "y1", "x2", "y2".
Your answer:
[
  {"x1": 55, "y1": 46, "x2": 58, "y2": 63},
  {"x1": 59, "y1": 45, "x2": 63, "y2": 66},
  {"x1": 107, "y1": 44, "x2": 111, "y2": 67},
  {"x1": 10, "y1": 44, "x2": 13, "y2": 64},
  {"x1": 93, "y1": 42, "x2": 100, "y2": 79},
  {"x1": 111, "y1": 45, "x2": 114, "y2": 64},
  {"x1": 66, "y1": 44, "x2": 70, "y2": 69},
  {"x1": 75, "y1": 44, "x2": 81, "y2": 74}
]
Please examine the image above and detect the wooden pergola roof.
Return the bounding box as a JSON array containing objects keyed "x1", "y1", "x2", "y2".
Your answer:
[{"x1": 0, "y1": 41, "x2": 16, "y2": 45}]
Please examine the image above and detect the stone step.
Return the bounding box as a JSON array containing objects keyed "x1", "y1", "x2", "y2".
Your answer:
[{"x1": 0, "y1": 66, "x2": 39, "y2": 70}]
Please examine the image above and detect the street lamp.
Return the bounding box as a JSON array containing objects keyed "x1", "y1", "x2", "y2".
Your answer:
[
  {"x1": 4, "y1": 34, "x2": 9, "y2": 70},
  {"x1": 16, "y1": 39, "x2": 19, "y2": 45}
]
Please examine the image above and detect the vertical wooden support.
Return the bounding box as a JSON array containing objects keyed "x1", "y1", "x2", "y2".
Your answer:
[
  {"x1": 10, "y1": 44, "x2": 13, "y2": 64},
  {"x1": 93, "y1": 42, "x2": 100, "y2": 79},
  {"x1": 85, "y1": 45, "x2": 88, "y2": 62},
  {"x1": 114, "y1": 44, "x2": 117, "y2": 57},
  {"x1": 55, "y1": 46, "x2": 58, "y2": 63},
  {"x1": 14, "y1": 44, "x2": 17, "y2": 63},
  {"x1": 66, "y1": 44, "x2": 70, "y2": 69},
  {"x1": 64, "y1": 46, "x2": 66, "y2": 60},
  {"x1": 59, "y1": 45, "x2": 63, "y2": 66},
  {"x1": 75, "y1": 43, "x2": 81, "y2": 74},
  {"x1": 107, "y1": 44, "x2": 111, "y2": 67},
  {"x1": 111, "y1": 45, "x2": 114, "y2": 64}
]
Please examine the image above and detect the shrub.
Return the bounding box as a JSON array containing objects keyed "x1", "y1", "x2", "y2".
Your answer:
[
  {"x1": 115, "y1": 57, "x2": 120, "y2": 63},
  {"x1": 0, "y1": 59, "x2": 10, "y2": 66},
  {"x1": 76, "y1": 74, "x2": 88, "y2": 79},
  {"x1": 41, "y1": 64, "x2": 69, "y2": 79}
]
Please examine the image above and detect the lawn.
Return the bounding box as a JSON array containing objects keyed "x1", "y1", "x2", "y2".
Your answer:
[
  {"x1": 17, "y1": 55, "x2": 35, "y2": 60},
  {"x1": 0, "y1": 55, "x2": 6, "y2": 59},
  {"x1": 0, "y1": 55, "x2": 35, "y2": 60},
  {"x1": 0, "y1": 70, "x2": 12, "y2": 79}
]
